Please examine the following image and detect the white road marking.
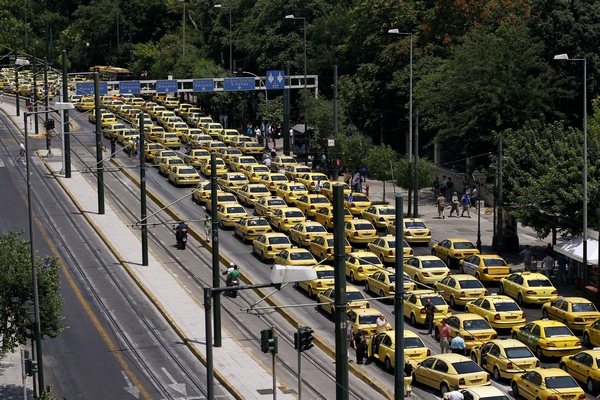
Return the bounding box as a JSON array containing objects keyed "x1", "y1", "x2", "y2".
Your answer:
[
  {"x1": 122, "y1": 370, "x2": 141, "y2": 398},
  {"x1": 161, "y1": 367, "x2": 187, "y2": 396}
]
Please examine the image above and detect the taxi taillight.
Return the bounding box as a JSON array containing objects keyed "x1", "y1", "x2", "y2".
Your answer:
[
  {"x1": 522, "y1": 312, "x2": 526, "y2": 319},
  {"x1": 574, "y1": 317, "x2": 584, "y2": 322},
  {"x1": 317, "y1": 282, "x2": 322, "y2": 287},
  {"x1": 388, "y1": 250, "x2": 393, "y2": 256},
  {"x1": 535, "y1": 360, "x2": 540, "y2": 367},
  {"x1": 494, "y1": 313, "x2": 501, "y2": 320},
  {"x1": 547, "y1": 396, "x2": 559, "y2": 400},
  {"x1": 378, "y1": 217, "x2": 385, "y2": 221},
  {"x1": 354, "y1": 232, "x2": 359, "y2": 236},
  {"x1": 283, "y1": 219, "x2": 289, "y2": 223},
  {"x1": 267, "y1": 246, "x2": 273, "y2": 251},
  {"x1": 526, "y1": 290, "x2": 537, "y2": 294},
  {"x1": 551, "y1": 290, "x2": 558, "y2": 294},
  {"x1": 460, "y1": 291, "x2": 466, "y2": 297},
  {"x1": 506, "y1": 362, "x2": 513, "y2": 369},
  {"x1": 455, "y1": 252, "x2": 463, "y2": 258},
  {"x1": 358, "y1": 267, "x2": 363, "y2": 272},
  {"x1": 458, "y1": 378, "x2": 465, "y2": 385},
  {"x1": 405, "y1": 232, "x2": 413, "y2": 236},
  {"x1": 426, "y1": 349, "x2": 431, "y2": 356},
  {"x1": 305, "y1": 234, "x2": 310, "y2": 239},
  {"x1": 492, "y1": 334, "x2": 498, "y2": 339},
  {"x1": 448, "y1": 306, "x2": 452, "y2": 313},
  {"x1": 311, "y1": 205, "x2": 315, "y2": 209},
  {"x1": 575, "y1": 341, "x2": 581, "y2": 346},
  {"x1": 578, "y1": 395, "x2": 587, "y2": 400},
  {"x1": 420, "y1": 308, "x2": 426, "y2": 314},
  {"x1": 546, "y1": 342, "x2": 557, "y2": 348}
]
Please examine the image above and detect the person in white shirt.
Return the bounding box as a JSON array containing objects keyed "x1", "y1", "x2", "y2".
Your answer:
[
  {"x1": 264, "y1": 156, "x2": 271, "y2": 168},
  {"x1": 375, "y1": 314, "x2": 388, "y2": 334},
  {"x1": 447, "y1": 385, "x2": 464, "y2": 400}
]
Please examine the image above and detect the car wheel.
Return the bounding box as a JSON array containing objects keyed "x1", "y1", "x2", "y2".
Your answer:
[
  {"x1": 542, "y1": 309, "x2": 548, "y2": 319},
  {"x1": 517, "y1": 293, "x2": 524, "y2": 306},
  {"x1": 464, "y1": 307, "x2": 470, "y2": 313},
  {"x1": 498, "y1": 283, "x2": 505, "y2": 295},
  {"x1": 440, "y1": 383, "x2": 450, "y2": 396},
  {"x1": 459, "y1": 265, "x2": 464, "y2": 274},
  {"x1": 511, "y1": 381, "x2": 520, "y2": 398},
  {"x1": 431, "y1": 249, "x2": 436, "y2": 256},
  {"x1": 414, "y1": 275, "x2": 420, "y2": 283},
  {"x1": 535, "y1": 346, "x2": 543, "y2": 359},
  {"x1": 493, "y1": 366, "x2": 501, "y2": 381},
  {"x1": 449, "y1": 296, "x2": 456, "y2": 309},
  {"x1": 587, "y1": 378, "x2": 595, "y2": 394},
  {"x1": 410, "y1": 314, "x2": 417, "y2": 326},
  {"x1": 278, "y1": 224, "x2": 283, "y2": 232},
  {"x1": 261, "y1": 251, "x2": 267, "y2": 262},
  {"x1": 583, "y1": 332, "x2": 591, "y2": 348},
  {"x1": 471, "y1": 352, "x2": 478, "y2": 363},
  {"x1": 365, "y1": 281, "x2": 370, "y2": 293},
  {"x1": 321, "y1": 253, "x2": 326, "y2": 261},
  {"x1": 308, "y1": 286, "x2": 314, "y2": 298},
  {"x1": 242, "y1": 234, "x2": 247, "y2": 243},
  {"x1": 385, "y1": 357, "x2": 393, "y2": 372},
  {"x1": 512, "y1": 332, "x2": 518, "y2": 339},
  {"x1": 475, "y1": 273, "x2": 481, "y2": 281},
  {"x1": 350, "y1": 272, "x2": 356, "y2": 284},
  {"x1": 379, "y1": 254, "x2": 386, "y2": 265},
  {"x1": 380, "y1": 290, "x2": 385, "y2": 299},
  {"x1": 434, "y1": 328, "x2": 440, "y2": 341},
  {"x1": 559, "y1": 362, "x2": 568, "y2": 372}
]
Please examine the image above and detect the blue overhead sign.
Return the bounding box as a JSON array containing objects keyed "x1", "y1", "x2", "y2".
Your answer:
[
  {"x1": 76, "y1": 82, "x2": 108, "y2": 95},
  {"x1": 119, "y1": 81, "x2": 141, "y2": 94},
  {"x1": 156, "y1": 79, "x2": 178, "y2": 93},
  {"x1": 266, "y1": 70, "x2": 285, "y2": 90},
  {"x1": 193, "y1": 79, "x2": 214, "y2": 92},
  {"x1": 224, "y1": 77, "x2": 254, "y2": 91}
]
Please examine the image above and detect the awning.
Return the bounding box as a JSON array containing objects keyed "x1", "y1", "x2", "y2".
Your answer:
[{"x1": 554, "y1": 232, "x2": 599, "y2": 265}]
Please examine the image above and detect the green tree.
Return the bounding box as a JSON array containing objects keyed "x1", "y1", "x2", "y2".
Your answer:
[
  {"x1": 329, "y1": 132, "x2": 372, "y2": 172},
  {"x1": 0, "y1": 231, "x2": 66, "y2": 358},
  {"x1": 366, "y1": 145, "x2": 398, "y2": 202},
  {"x1": 258, "y1": 96, "x2": 284, "y2": 125}
]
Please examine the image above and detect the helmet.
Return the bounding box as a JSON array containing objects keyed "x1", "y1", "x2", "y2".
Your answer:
[{"x1": 230, "y1": 262, "x2": 235, "y2": 267}]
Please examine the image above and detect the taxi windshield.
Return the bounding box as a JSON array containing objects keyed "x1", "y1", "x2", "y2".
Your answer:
[
  {"x1": 290, "y1": 252, "x2": 313, "y2": 260},
  {"x1": 286, "y1": 211, "x2": 304, "y2": 218},
  {"x1": 545, "y1": 376, "x2": 578, "y2": 389},
  {"x1": 527, "y1": 279, "x2": 553, "y2": 287},
  {"x1": 290, "y1": 185, "x2": 306, "y2": 191},
  {"x1": 454, "y1": 242, "x2": 476, "y2": 250},
  {"x1": 544, "y1": 326, "x2": 573, "y2": 337},
  {"x1": 405, "y1": 221, "x2": 426, "y2": 229},
  {"x1": 352, "y1": 195, "x2": 369, "y2": 202},
  {"x1": 422, "y1": 259, "x2": 447, "y2": 268},
  {"x1": 452, "y1": 361, "x2": 483, "y2": 374},
  {"x1": 346, "y1": 292, "x2": 365, "y2": 301},
  {"x1": 250, "y1": 187, "x2": 269, "y2": 193},
  {"x1": 227, "y1": 207, "x2": 245, "y2": 213},
  {"x1": 268, "y1": 200, "x2": 286, "y2": 206},
  {"x1": 358, "y1": 256, "x2": 380, "y2": 265},
  {"x1": 483, "y1": 258, "x2": 508, "y2": 266},
  {"x1": 180, "y1": 168, "x2": 196, "y2": 174},
  {"x1": 404, "y1": 337, "x2": 424, "y2": 348},
  {"x1": 354, "y1": 223, "x2": 373, "y2": 230},
  {"x1": 504, "y1": 347, "x2": 534, "y2": 359},
  {"x1": 248, "y1": 219, "x2": 269, "y2": 226},
  {"x1": 463, "y1": 319, "x2": 491, "y2": 330},
  {"x1": 494, "y1": 302, "x2": 520, "y2": 312},
  {"x1": 379, "y1": 208, "x2": 396, "y2": 215},
  {"x1": 230, "y1": 175, "x2": 246, "y2": 181},
  {"x1": 421, "y1": 296, "x2": 446, "y2": 306},
  {"x1": 317, "y1": 270, "x2": 335, "y2": 279},
  {"x1": 459, "y1": 280, "x2": 484, "y2": 289},
  {"x1": 269, "y1": 237, "x2": 290, "y2": 244},
  {"x1": 359, "y1": 314, "x2": 379, "y2": 324},
  {"x1": 306, "y1": 225, "x2": 327, "y2": 233},
  {"x1": 271, "y1": 176, "x2": 287, "y2": 181},
  {"x1": 313, "y1": 197, "x2": 329, "y2": 203},
  {"x1": 571, "y1": 303, "x2": 597, "y2": 312}
]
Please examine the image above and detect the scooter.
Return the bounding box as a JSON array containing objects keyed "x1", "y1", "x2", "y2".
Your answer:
[
  {"x1": 227, "y1": 279, "x2": 239, "y2": 297},
  {"x1": 175, "y1": 226, "x2": 188, "y2": 250}
]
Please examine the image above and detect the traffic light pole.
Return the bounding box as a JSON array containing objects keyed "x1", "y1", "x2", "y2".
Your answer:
[
  {"x1": 272, "y1": 327, "x2": 277, "y2": 400},
  {"x1": 297, "y1": 326, "x2": 302, "y2": 400}
]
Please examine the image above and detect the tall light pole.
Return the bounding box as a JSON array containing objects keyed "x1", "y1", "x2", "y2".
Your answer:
[
  {"x1": 388, "y1": 29, "x2": 415, "y2": 213},
  {"x1": 554, "y1": 53, "x2": 587, "y2": 284},
  {"x1": 214, "y1": 4, "x2": 233, "y2": 75},
  {"x1": 178, "y1": 0, "x2": 187, "y2": 59},
  {"x1": 285, "y1": 14, "x2": 308, "y2": 164},
  {"x1": 472, "y1": 170, "x2": 487, "y2": 252}
]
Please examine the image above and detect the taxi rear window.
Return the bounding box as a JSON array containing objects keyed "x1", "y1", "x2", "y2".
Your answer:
[
  {"x1": 527, "y1": 279, "x2": 553, "y2": 287},
  {"x1": 483, "y1": 258, "x2": 508, "y2": 266},
  {"x1": 452, "y1": 361, "x2": 483, "y2": 374}
]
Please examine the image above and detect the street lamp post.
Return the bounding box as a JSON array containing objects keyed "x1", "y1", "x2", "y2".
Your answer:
[
  {"x1": 178, "y1": 0, "x2": 187, "y2": 59},
  {"x1": 472, "y1": 170, "x2": 487, "y2": 252},
  {"x1": 214, "y1": 4, "x2": 233, "y2": 75},
  {"x1": 554, "y1": 53, "x2": 587, "y2": 285}
]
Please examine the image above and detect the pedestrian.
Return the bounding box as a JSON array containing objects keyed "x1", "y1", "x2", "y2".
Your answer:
[
  {"x1": 556, "y1": 255, "x2": 567, "y2": 284},
  {"x1": 135, "y1": 138, "x2": 140, "y2": 156},
  {"x1": 450, "y1": 333, "x2": 466, "y2": 354},
  {"x1": 352, "y1": 171, "x2": 361, "y2": 192},
  {"x1": 470, "y1": 185, "x2": 478, "y2": 207},
  {"x1": 542, "y1": 252, "x2": 554, "y2": 279},
  {"x1": 315, "y1": 180, "x2": 323, "y2": 194},
  {"x1": 436, "y1": 193, "x2": 446, "y2": 219},
  {"x1": 278, "y1": 162, "x2": 285, "y2": 174},
  {"x1": 446, "y1": 177, "x2": 454, "y2": 202},
  {"x1": 376, "y1": 314, "x2": 388, "y2": 334},
  {"x1": 424, "y1": 298, "x2": 437, "y2": 336},
  {"x1": 271, "y1": 146, "x2": 277, "y2": 159},
  {"x1": 264, "y1": 155, "x2": 271, "y2": 169},
  {"x1": 519, "y1": 245, "x2": 532, "y2": 271},
  {"x1": 348, "y1": 192, "x2": 354, "y2": 205},
  {"x1": 440, "y1": 176, "x2": 447, "y2": 198},
  {"x1": 0, "y1": 88, "x2": 4, "y2": 103},
  {"x1": 439, "y1": 318, "x2": 451, "y2": 354},
  {"x1": 347, "y1": 320, "x2": 354, "y2": 361},
  {"x1": 404, "y1": 359, "x2": 415, "y2": 397},
  {"x1": 530, "y1": 255, "x2": 538, "y2": 272},
  {"x1": 204, "y1": 214, "x2": 211, "y2": 242},
  {"x1": 353, "y1": 328, "x2": 367, "y2": 364},
  {"x1": 460, "y1": 192, "x2": 471, "y2": 218},
  {"x1": 433, "y1": 176, "x2": 440, "y2": 192},
  {"x1": 449, "y1": 191, "x2": 460, "y2": 217},
  {"x1": 447, "y1": 385, "x2": 464, "y2": 400},
  {"x1": 19, "y1": 141, "x2": 26, "y2": 158},
  {"x1": 360, "y1": 167, "x2": 367, "y2": 182},
  {"x1": 110, "y1": 136, "x2": 117, "y2": 158},
  {"x1": 246, "y1": 122, "x2": 253, "y2": 136}
]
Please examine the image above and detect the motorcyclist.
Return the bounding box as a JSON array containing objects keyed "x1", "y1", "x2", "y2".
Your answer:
[
  {"x1": 175, "y1": 220, "x2": 188, "y2": 243},
  {"x1": 223, "y1": 262, "x2": 235, "y2": 286},
  {"x1": 185, "y1": 141, "x2": 192, "y2": 155},
  {"x1": 226, "y1": 264, "x2": 240, "y2": 297}
]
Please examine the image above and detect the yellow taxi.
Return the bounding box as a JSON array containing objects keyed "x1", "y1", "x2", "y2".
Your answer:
[
  {"x1": 321, "y1": 181, "x2": 351, "y2": 201},
  {"x1": 269, "y1": 156, "x2": 297, "y2": 172},
  {"x1": 258, "y1": 173, "x2": 289, "y2": 194},
  {"x1": 344, "y1": 192, "x2": 372, "y2": 216},
  {"x1": 404, "y1": 290, "x2": 452, "y2": 326},
  {"x1": 218, "y1": 129, "x2": 241, "y2": 145},
  {"x1": 297, "y1": 173, "x2": 329, "y2": 193},
  {"x1": 252, "y1": 232, "x2": 292, "y2": 262},
  {"x1": 132, "y1": 113, "x2": 152, "y2": 129},
  {"x1": 216, "y1": 172, "x2": 249, "y2": 190},
  {"x1": 149, "y1": 105, "x2": 167, "y2": 120},
  {"x1": 183, "y1": 149, "x2": 211, "y2": 167},
  {"x1": 510, "y1": 368, "x2": 586, "y2": 400},
  {"x1": 156, "y1": 110, "x2": 176, "y2": 126},
  {"x1": 365, "y1": 270, "x2": 417, "y2": 298},
  {"x1": 434, "y1": 274, "x2": 488, "y2": 308},
  {"x1": 234, "y1": 216, "x2": 272, "y2": 242},
  {"x1": 158, "y1": 157, "x2": 185, "y2": 175},
  {"x1": 100, "y1": 112, "x2": 118, "y2": 128},
  {"x1": 216, "y1": 204, "x2": 249, "y2": 228},
  {"x1": 205, "y1": 191, "x2": 238, "y2": 208},
  {"x1": 176, "y1": 103, "x2": 193, "y2": 117},
  {"x1": 432, "y1": 238, "x2": 481, "y2": 268},
  {"x1": 123, "y1": 108, "x2": 142, "y2": 122},
  {"x1": 103, "y1": 122, "x2": 127, "y2": 139},
  {"x1": 117, "y1": 129, "x2": 139, "y2": 145},
  {"x1": 392, "y1": 218, "x2": 432, "y2": 244},
  {"x1": 368, "y1": 329, "x2": 430, "y2": 372},
  {"x1": 88, "y1": 108, "x2": 108, "y2": 124},
  {"x1": 273, "y1": 248, "x2": 317, "y2": 266},
  {"x1": 199, "y1": 158, "x2": 228, "y2": 177},
  {"x1": 459, "y1": 254, "x2": 512, "y2": 283},
  {"x1": 202, "y1": 140, "x2": 227, "y2": 154},
  {"x1": 145, "y1": 126, "x2": 166, "y2": 141},
  {"x1": 295, "y1": 265, "x2": 335, "y2": 298},
  {"x1": 115, "y1": 104, "x2": 134, "y2": 118},
  {"x1": 234, "y1": 183, "x2": 271, "y2": 207},
  {"x1": 189, "y1": 134, "x2": 213, "y2": 149},
  {"x1": 560, "y1": 349, "x2": 600, "y2": 393},
  {"x1": 442, "y1": 386, "x2": 509, "y2": 400},
  {"x1": 181, "y1": 128, "x2": 204, "y2": 144},
  {"x1": 216, "y1": 147, "x2": 243, "y2": 166},
  {"x1": 242, "y1": 164, "x2": 271, "y2": 183},
  {"x1": 193, "y1": 116, "x2": 212, "y2": 128},
  {"x1": 107, "y1": 99, "x2": 125, "y2": 113},
  {"x1": 470, "y1": 339, "x2": 539, "y2": 381},
  {"x1": 344, "y1": 250, "x2": 384, "y2": 283},
  {"x1": 275, "y1": 182, "x2": 309, "y2": 206},
  {"x1": 499, "y1": 272, "x2": 558, "y2": 306},
  {"x1": 360, "y1": 205, "x2": 396, "y2": 229},
  {"x1": 284, "y1": 165, "x2": 312, "y2": 181},
  {"x1": 316, "y1": 285, "x2": 370, "y2": 314},
  {"x1": 308, "y1": 234, "x2": 352, "y2": 262},
  {"x1": 229, "y1": 135, "x2": 253, "y2": 148},
  {"x1": 142, "y1": 101, "x2": 159, "y2": 114},
  {"x1": 542, "y1": 297, "x2": 600, "y2": 331},
  {"x1": 128, "y1": 97, "x2": 146, "y2": 109},
  {"x1": 269, "y1": 207, "x2": 306, "y2": 233},
  {"x1": 366, "y1": 235, "x2": 413, "y2": 264},
  {"x1": 464, "y1": 295, "x2": 526, "y2": 330},
  {"x1": 295, "y1": 194, "x2": 331, "y2": 218},
  {"x1": 583, "y1": 318, "x2": 600, "y2": 348},
  {"x1": 404, "y1": 255, "x2": 451, "y2": 284},
  {"x1": 314, "y1": 206, "x2": 353, "y2": 230},
  {"x1": 433, "y1": 314, "x2": 498, "y2": 350},
  {"x1": 347, "y1": 308, "x2": 392, "y2": 336},
  {"x1": 229, "y1": 155, "x2": 260, "y2": 172},
  {"x1": 253, "y1": 196, "x2": 287, "y2": 217},
  {"x1": 156, "y1": 133, "x2": 181, "y2": 149},
  {"x1": 166, "y1": 122, "x2": 189, "y2": 137},
  {"x1": 413, "y1": 353, "x2": 490, "y2": 395},
  {"x1": 512, "y1": 320, "x2": 582, "y2": 358},
  {"x1": 343, "y1": 218, "x2": 378, "y2": 246},
  {"x1": 76, "y1": 97, "x2": 95, "y2": 111},
  {"x1": 238, "y1": 141, "x2": 264, "y2": 156},
  {"x1": 163, "y1": 96, "x2": 179, "y2": 109},
  {"x1": 167, "y1": 166, "x2": 200, "y2": 187},
  {"x1": 191, "y1": 182, "x2": 214, "y2": 205},
  {"x1": 143, "y1": 143, "x2": 165, "y2": 162},
  {"x1": 289, "y1": 221, "x2": 328, "y2": 247},
  {"x1": 202, "y1": 122, "x2": 224, "y2": 139}
]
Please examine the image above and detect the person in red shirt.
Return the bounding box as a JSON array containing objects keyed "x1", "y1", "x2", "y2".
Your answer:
[{"x1": 439, "y1": 319, "x2": 451, "y2": 354}]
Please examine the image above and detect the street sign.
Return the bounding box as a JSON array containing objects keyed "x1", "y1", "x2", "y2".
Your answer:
[
  {"x1": 224, "y1": 77, "x2": 254, "y2": 91},
  {"x1": 76, "y1": 82, "x2": 108, "y2": 95},
  {"x1": 328, "y1": 139, "x2": 335, "y2": 147},
  {"x1": 266, "y1": 70, "x2": 285, "y2": 90},
  {"x1": 156, "y1": 79, "x2": 178, "y2": 93},
  {"x1": 119, "y1": 81, "x2": 141, "y2": 94},
  {"x1": 193, "y1": 79, "x2": 214, "y2": 92}
]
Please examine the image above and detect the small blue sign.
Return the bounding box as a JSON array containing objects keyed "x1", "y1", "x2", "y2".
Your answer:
[
  {"x1": 266, "y1": 70, "x2": 285, "y2": 90},
  {"x1": 156, "y1": 79, "x2": 178, "y2": 93},
  {"x1": 120, "y1": 81, "x2": 141, "y2": 94},
  {"x1": 224, "y1": 77, "x2": 254, "y2": 91},
  {"x1": 193, "y1": 79, "x2": 214, "y2": 92},
  {"x1": 76, "y1": 82, "x2": 108, "y2": 95}
]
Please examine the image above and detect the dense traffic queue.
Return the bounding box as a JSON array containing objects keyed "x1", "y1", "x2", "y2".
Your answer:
[{"x1": 70, "y1": 92, "x2": 600, "y2": 399}]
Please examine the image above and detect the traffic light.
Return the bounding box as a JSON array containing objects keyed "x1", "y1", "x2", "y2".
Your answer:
[
  {"x1": 48, "y1": 119, "x2": 55, "y2": 130},
  {"x1": 260, "y1": 328, "x2": 278, "y2": 354},
  {"x1": 294, "y1": 326, "x2": 315, "y2": 352},
  {"x1": 24, "y1": 351, "x2": 38, "y2": 376},
  {"x1": 237, "y1": 67, "x2": 243, "y2": 76}
]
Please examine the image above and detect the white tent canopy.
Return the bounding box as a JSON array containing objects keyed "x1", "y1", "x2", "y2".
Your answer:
[{"x1": 554, "y1": 231, "x2": 599, "y2": 265}]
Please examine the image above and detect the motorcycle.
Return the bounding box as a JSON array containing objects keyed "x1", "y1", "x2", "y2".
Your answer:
[
  {"x1": 174, "y1": 225, "x2": 188, "y2": 250},
  {"x1": 226, "y1": 279, "x2": 239, "y2": 297}
]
